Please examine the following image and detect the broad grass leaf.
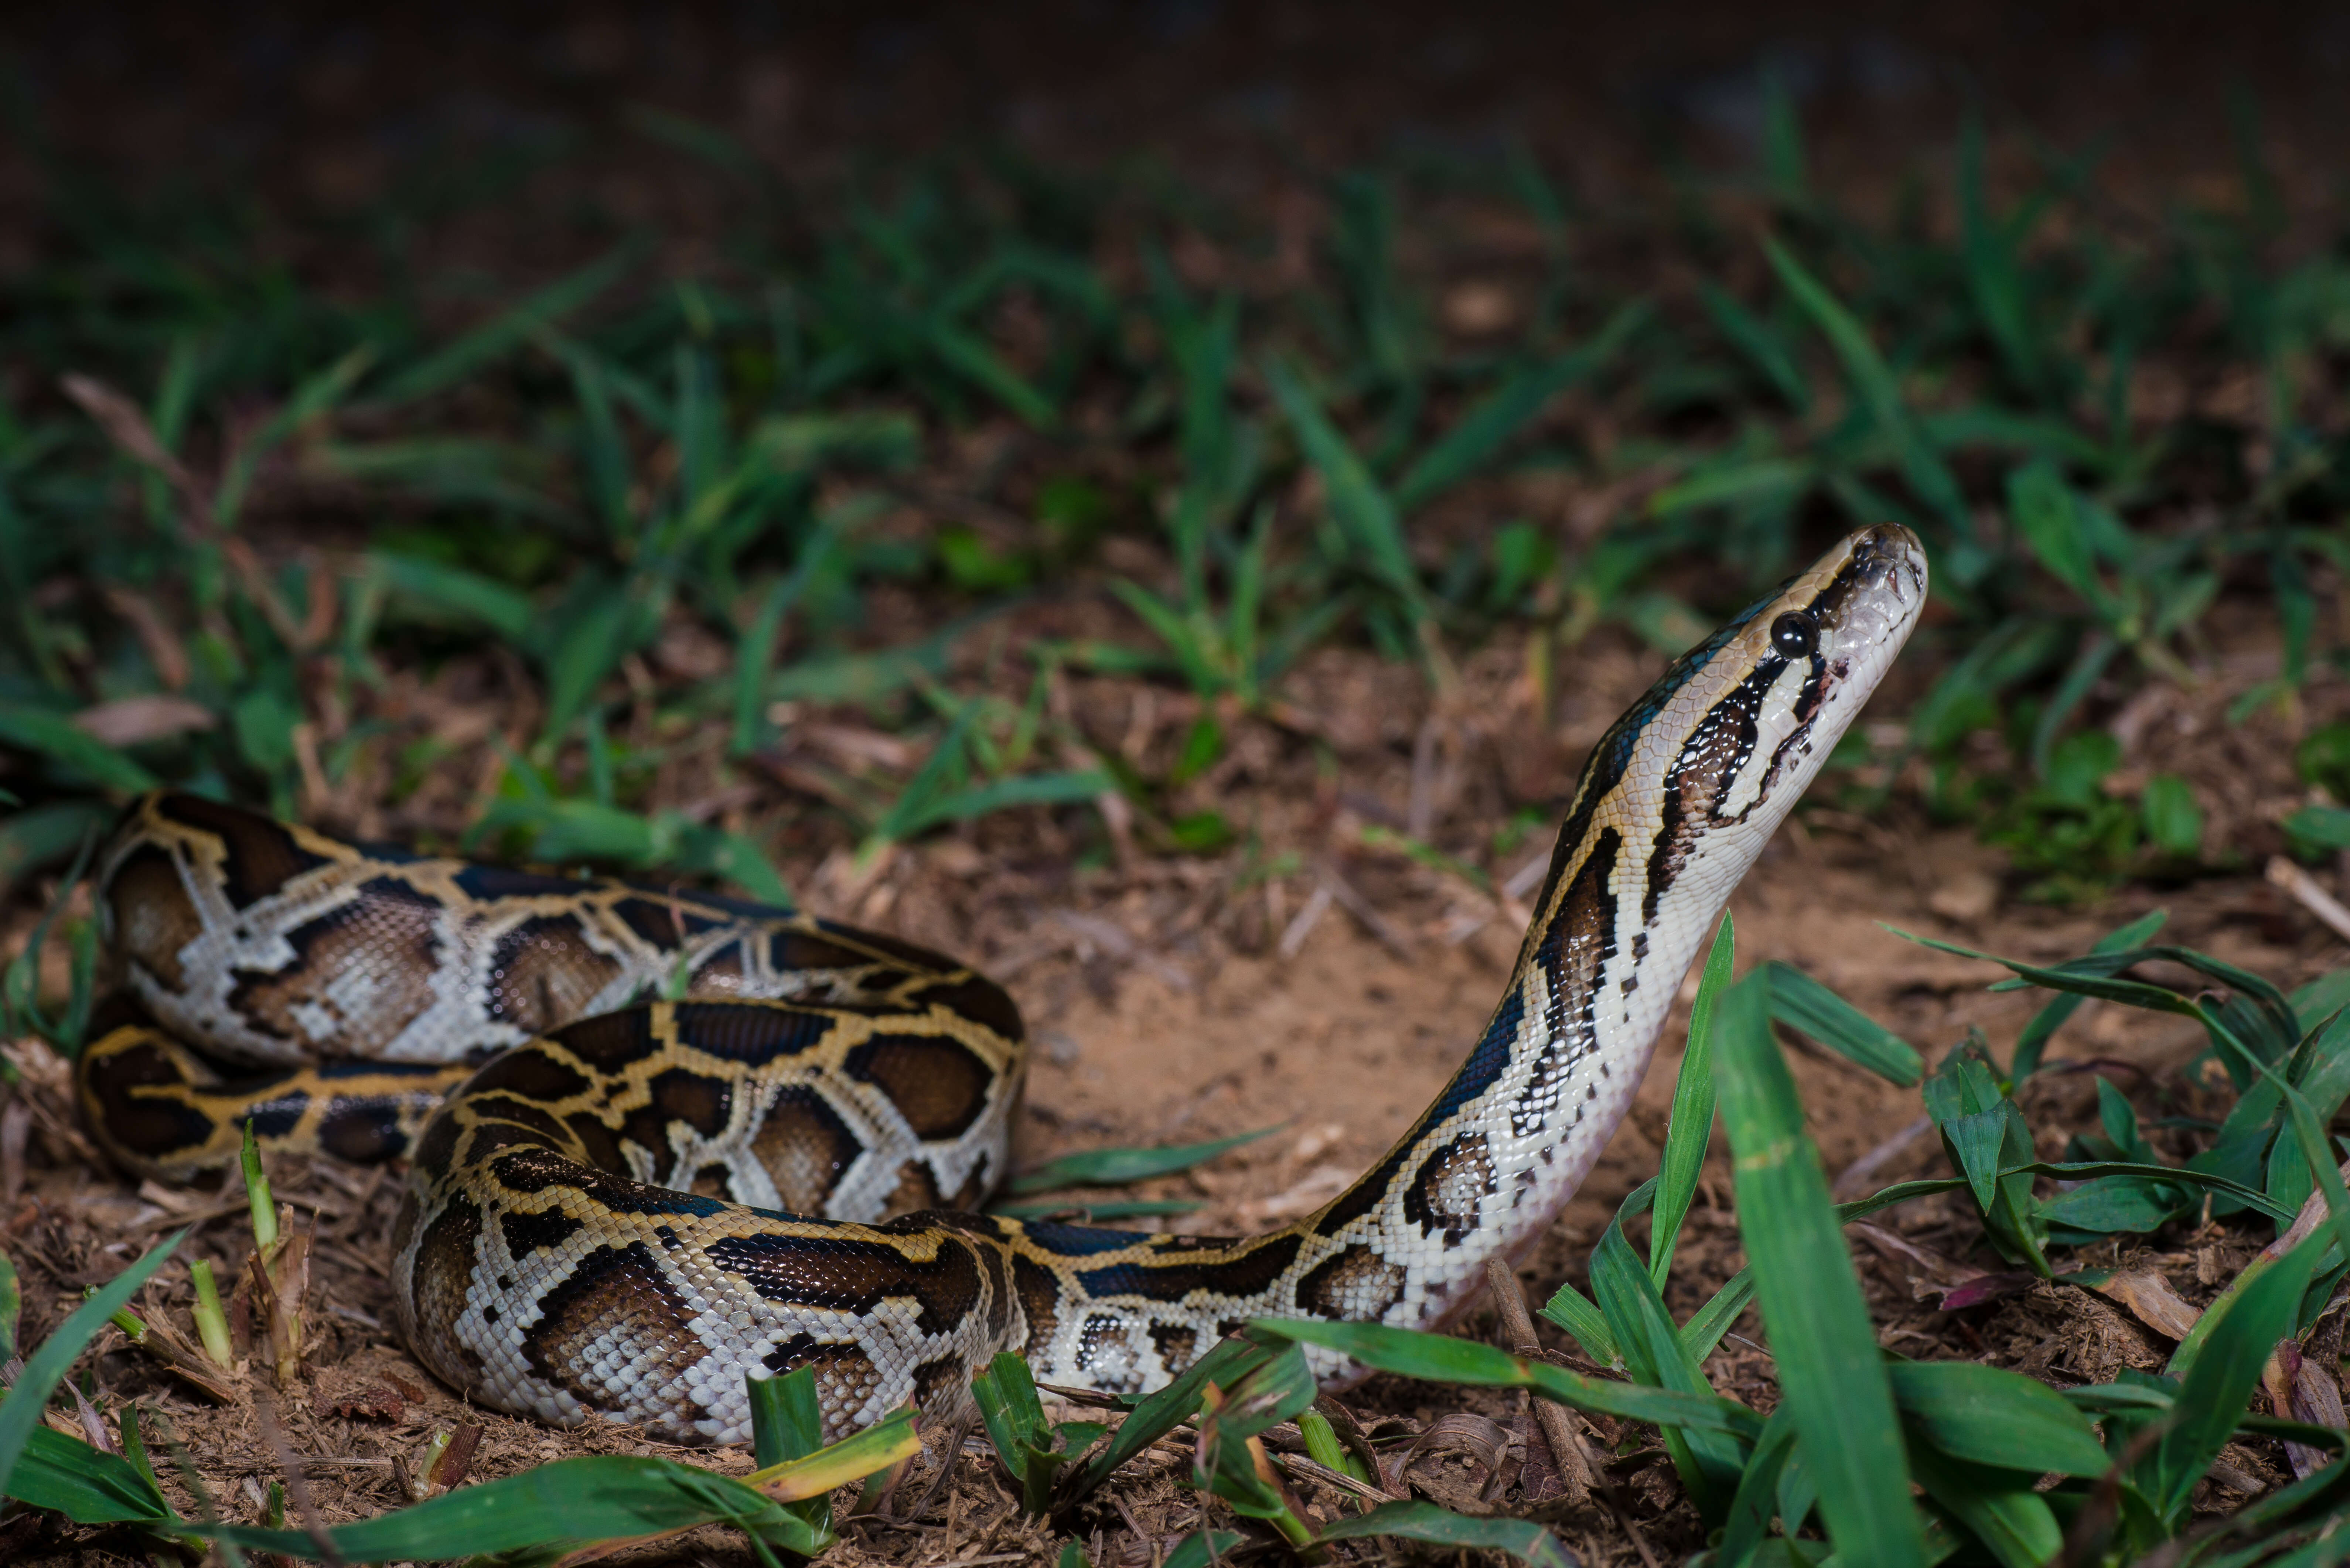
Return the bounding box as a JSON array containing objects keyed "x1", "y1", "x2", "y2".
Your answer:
[
  {"x1": 1313, "y1": 1500, "x2": 1575, "y2": 1567},
  {"x1": 1249, "y1": 1318, "x2": 1762, "y2": 1439},
  {"x1": 1761, "y1": 961, "x2": 1921, "y2": 1086},
  {"x1": 1652, "y1": 916, "x2": 1733, "y2": 1286},
  {"x1": 3, "y1": 1425, "x2": 174, "y2": 1525},
  {"x1": 1712, "y1": 973, "x2": 1926, "y2": 1566},
  {"x1": 1391, "y1": 302, "x2": 1646, "y2": 511},
  {"x1": 1590, "y1": 1218, "x2": 1745, "y2": 1516},
  {"x1": 1886, "y1": 1362, "x2": 2109, "y2": 1476},
  {"x1": 369, "y1": 552, "x2": 536, "y2": 641},
  {"x1": 0, "y1": 703, "x2": 160, "y2": 792},
  {"x1": 0, "y1": 1230, "x2": 185, "y2": 1512},
  {"x1": 1009, "y1": 1125, "x2": 1279, "y2": 1194},
  {"x1": 1904, "y1": 1442, "x2": 2063, "y2": 1568},
  {"x1": 1536, "y1": 1278, "x2": 1619, "y2": 1366},
  {"x1": 1263, "y1": 358, "x2": 1423, "y2": 615},
  {"x1": 374, "y1": 249, "x2": 635, "y2": 408},
  {"x1": 1061, "y1": 1330, "x2": 1282, "y2": 1506},
  {"x1": 2144, "y1": 1230, "x2": 2323, "y2": 1520}
]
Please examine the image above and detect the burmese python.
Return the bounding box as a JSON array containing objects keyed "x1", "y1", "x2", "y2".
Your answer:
[{"x1": 74, "y1": 525, "x2": 1925, "y2": 1445}]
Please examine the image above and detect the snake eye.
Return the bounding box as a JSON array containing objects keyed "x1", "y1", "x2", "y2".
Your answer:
[{"x1": 1770, "y1": 611, "x2": 1818, "y2": 659}]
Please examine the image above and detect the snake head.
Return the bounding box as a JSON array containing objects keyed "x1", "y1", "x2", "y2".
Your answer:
[{"x1": 1661, "y1": 521, "x2": 1929, "y2": 837}]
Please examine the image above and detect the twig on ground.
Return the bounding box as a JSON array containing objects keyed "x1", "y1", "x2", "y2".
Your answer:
[
  {"x1": 255, "y1": 1385, "x2": 347, "y2": 1568},
  {"x1": 2267, "y1": 855, "x2": 2350, "y2": 946}
]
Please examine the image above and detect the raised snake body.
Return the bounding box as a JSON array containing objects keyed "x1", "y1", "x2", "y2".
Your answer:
[{"x1": 75, "y1": 525, "x2": 1925, "y2": 1445}]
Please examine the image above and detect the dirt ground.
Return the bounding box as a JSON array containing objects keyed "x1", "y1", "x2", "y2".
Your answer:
[{"x1": 3, "y1": 596, "x2": 2342, "y2": 1566}]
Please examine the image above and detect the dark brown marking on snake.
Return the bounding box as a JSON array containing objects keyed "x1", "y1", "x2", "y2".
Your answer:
[
  {"x1": 562, "y1": 1110, "x2": 630, "y2": 1176},
  {"x1": 881, "y1": 1159, "x2": 941, "y2": 1219},
  {"x1": 519, "y1": 1240, "x2": 705, "y2": 1420},
  {"x1": 76, "y1": 1030, "x2": 222, "y2": 1160},
  {"x1": 646, "y1": 1066, "x2": 734, "y2": 1137},
  {"x1": 1402, "y1": 1131, "x2": 1497, "y2": 1248},
  {"x1": 240, "y1": 1090, "x2": 311, "y2": 1140},
  {"x1": 1294, "y1": 1244, "x2": 1408, "y2": 1320},
  {"x1": 669, "y1": 1001, "x2": 838, "y2": 1064},
  {"x1": 499, "y1": 1206, "x2": 584, "y2": 1260},
  {"x1": 913, "y1": 975, "x2": 1024, "y2": 1048},
  {"x1": 103, "y1": 844, "x2": 201, "y2": 988},
  {"x1": 484, "y1": 916, "x2": 623, "y2": 1035},
  {"x1": 843, "y1": 1034, "x2": 993, "y2": 1140},
  {"x1": 1012, "y1": 1254, "x2": 1063, "y2": 1356},
  {"x1": 1149, "y1": 1323, "x2": 1198, "y2": 1371},
  {"x1": 705, "y1": 1229, "x2": 982, "y2": 1335},
  {"x1": 228, "y1": 877, "x2": 446, "y2": 1053},
  {"x1": 464, "y1": 1094, "x2": 573, "y2": 1146},
  {"x1": 319, "y1": 1102, "x2": 415, "y2": 1163},
  {"x1": 410, "y1": 1194, "x2": 488, "y2": 1374},
  {"x1": 466, "y1": 1045, "x2": 593, "y2": 1105},
  {"x1": 909, "y1": 1353, "x2": 966, "y2": 1411},
  {"x1": 412, "y1": 1110, "x2": 463, "y2": 1172},
  {"x1": 749, "y1": 1087, "x2": 863, "y2": 1216},
  {"x1": 1514, "y1": 827, "x2": 1623, "y2": 1140},
  {"x1": 545, "y1": 1007, "x2": 656, "y2": 1071},
  {"x1": 155, "y1": 793, "x2": 333, "y2": 908},
  {"x1": 1642, "y1": 665, "x2": 1773, "y2": 923},
  {"x1": 1074, "y1": 1233, "x2": 1302, "y2": 1304}
]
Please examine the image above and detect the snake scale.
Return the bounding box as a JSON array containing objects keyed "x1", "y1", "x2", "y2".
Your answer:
[{"x1": 73, "y1": 525, "x2": 1925, "y2": 1446}]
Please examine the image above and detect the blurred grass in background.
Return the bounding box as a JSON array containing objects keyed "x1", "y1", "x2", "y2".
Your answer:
[{"x1": 1, "y1": 75, "x2": 2347, "y2": 906}]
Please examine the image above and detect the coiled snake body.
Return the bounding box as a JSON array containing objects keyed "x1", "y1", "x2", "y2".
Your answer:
[{"x1": 75, "y1": 526, "x2": 1924, "y2": 1445}]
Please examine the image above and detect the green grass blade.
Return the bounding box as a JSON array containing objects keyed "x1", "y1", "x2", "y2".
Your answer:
[
  {"x1": 2, "y1": 1425, "x2": 174, "y2": 1526},
  {"x1": 368, "y1": 553, "x2": 536, "y2": 642},
  {"x1": 2144, "y1": 1231, "x2": 2323, "y2": 1521},
  {"x1": 1390, "y1": 303, "x2": 1645, "y2": 511},
  {"x1": 1250, "y1": 1318, "x2": 1763, "y2": 1439},
  {"x1": 1535, "y1": 1278, "x2": 1619, "y2": 1366},
  {"x1": 1712, "y1": 973, "x2": 1926, "y2": 1565},
  {"x1": 374, "y1": 249, "x2": 635, "y2": 407},
  {"x1": 1, "y1": 1230, "x2": 186, "y2": 1509},
  {"x1": 1263, "y1": 358, "x2": 1424, "y2": 615},
  {"x1": 1654, "y1": 917, "x2": 1734, "y2": 1286},
  {"x1": 1904, "y1": 1443, "x2": 2063, "y2": 1568},
  {"x1": 1763, "y1": 236, "x2": 1970, "y2": 541},
  {"x1": 1060, "y1": 1330, "x2": 1282, "y2": 1505},
  {"x1": 1008, "y1": 1125, "x2": 1279, "y2": 1195},
  {"x1": 1313, "y1": 1500, "x2": 1574, "y2": 1567},
  {"x1": 1589, "y1": 1220, "x2": 1745, "y2": 1515},
  {"x1": 2011, "y1": 908, "x2": 2169, "y2": 1080},
  {"x1": 1679, "y1": 1267, "x2": 1756, "y2": 1363},
  {"x1": 747, "y1": 1367, "x2": 825, "y2": 1469},
  {"x1": 0, "y1": 703, "x2": 158, "y2": 792},
  {"x1": 1761, "y1": 961, "x2": 1922, "y2": 1086},
  {"x1": 1885, "y1": 1362, "x2": 2109, "y2": 1476}
]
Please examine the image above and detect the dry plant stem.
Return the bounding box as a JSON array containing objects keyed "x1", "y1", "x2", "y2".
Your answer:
[
  {"x1": 1480, "y1": 1257, "x2": 1596, "y2": 1508},
  {"x1": 2267, "y1": 855, "x2": 2350, "y2": 947},
  {"x1": 255, "y1": 1386, "x2": 346, "y2": 1568}
]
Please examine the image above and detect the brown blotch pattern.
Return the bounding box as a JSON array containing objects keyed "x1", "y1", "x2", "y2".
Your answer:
[
  {"x1": 105, "y1": 846, "x2": 202, "y2": 989},
  {"x1": 1403, "y1": 1131, "x2": 1498, "y2": 1248},
  {"x1": 409, "y1": 1195, "x2": 489, "y2": 1377},
  {"x1": 518, "y1": 1240, "x2": 707, "y2": 1419},
  {"x1": 157, "y1": 792, "x2": 332, "y2": 907},
  {"x1": 749, "y1": 1089, "x2": 864, "y2": 1216},
  {"x1": 1295, "y1": 1244, "x2": 1408, "y2": 1321},
  {"x1": 485, "y1": 917, "x2": 624, "y2": 1034},
  {"x1": 845, "y1": 1034, "x2": 993, "y2": 1139},
  {"x1": 228, "y1": 880, "x2": 443, "y2": 1052}
]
